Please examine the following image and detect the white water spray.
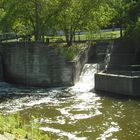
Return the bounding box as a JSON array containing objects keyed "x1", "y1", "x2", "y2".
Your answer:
[{"x1": 71, "y1": 64, "x2": 97, "y2": 92}]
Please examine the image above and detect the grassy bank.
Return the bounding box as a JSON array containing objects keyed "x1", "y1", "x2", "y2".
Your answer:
[{"x1": 0, "y1": 114, "x2": 50, "y2": 140}]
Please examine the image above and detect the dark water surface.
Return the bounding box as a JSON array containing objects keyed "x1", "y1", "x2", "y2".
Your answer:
[{"x1": 0, "y1": 64, "x2": 140, "y2": 140}]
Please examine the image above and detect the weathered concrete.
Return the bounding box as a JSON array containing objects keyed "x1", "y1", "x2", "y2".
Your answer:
[
  {"x1": 1, "y1": 43, "x2": 89, "y2": 87},
  {"x1": 95, "y1": 39, "x2": 140, "y2": 96},
  {"x1": 0, "y1": 54, "x2": 4, "y2": 81},
  {"x1": 0, "y1": 44, "x2": 4, "y2": 81},
  {"x1": 95, "y1": 41, "x2": 109, "y2": 63},
  {"x1": 107, "y1": 39, "x2": 140, "y2": 74},
  {"x1": 95, "y1": 73, "x2": 140, "y2": 96}
]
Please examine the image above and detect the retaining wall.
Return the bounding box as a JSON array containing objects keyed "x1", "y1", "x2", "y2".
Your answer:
[
  {"x1": 95, "y1": 73, "x2": 140, "y2": 96},
  {"x1": 0, "y1": 54, "x2": 4, "y2": 81},
  {"x1": 1, "y1": 43, "x2": 89, "y2": 87},
  {"x1": 87, "y1": 40, "x2": 110, "y2": 63}
]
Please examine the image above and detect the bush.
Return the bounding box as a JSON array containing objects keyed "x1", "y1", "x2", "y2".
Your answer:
[{"x1": 58, "y1": 45, "x2": 82, "y2": 61}]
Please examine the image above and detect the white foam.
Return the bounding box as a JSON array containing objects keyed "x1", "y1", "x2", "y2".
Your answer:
[
  {"x1": 71, "y1": 64, "x2": 97, "y2": 92},
  {"x1": 40, "y1": 127, "x2": 87, "y2": 140}
]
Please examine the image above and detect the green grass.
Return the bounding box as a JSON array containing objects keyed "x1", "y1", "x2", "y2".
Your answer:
[
  {"x1": 46, "y1": 30, "x2": 120, "y2": 43},
  {"x1": 1, "y1": 30, "x2": 121, "y2": 43},
  {"x1": 0, "y1": 113, "x2": 50, "y2": 140}
]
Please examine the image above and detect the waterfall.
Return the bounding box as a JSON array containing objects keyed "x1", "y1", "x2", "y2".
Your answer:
[
  {"x1": 71, "y1": 64, "x2": 97, "y2": 92},
  {"x1": 0, "y1": 63, "x2": 97, "y2": 112},
  {"x1": 104, "y1": 40, "x2": 114, "y2": 71}
]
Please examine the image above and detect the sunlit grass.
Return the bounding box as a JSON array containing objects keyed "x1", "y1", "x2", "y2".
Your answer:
[
  {"x1": 0, "y1": 113, "x2": 50, "y2": 140},
  {"x1": 1, "y1": 30, "x2": 121, "y2": 43},
  {"x1": 47, "y1": 30, "x2": 121, "y2": 42}
]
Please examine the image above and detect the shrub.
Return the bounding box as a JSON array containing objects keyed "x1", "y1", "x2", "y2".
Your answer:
[{"x1": 58, "y1": 45, "x2": 82, "y2": 61}]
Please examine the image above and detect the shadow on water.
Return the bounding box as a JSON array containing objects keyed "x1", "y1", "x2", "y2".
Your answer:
[
  {"x1": 0, "y1": 82, "x2": 73, "y2": 103},
  {"x1": 95, "y1": 90, "x2": 140, "y2": 101}
]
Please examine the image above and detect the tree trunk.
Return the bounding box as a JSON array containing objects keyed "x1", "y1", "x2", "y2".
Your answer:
[
  {"x1": 34, "y1": 0, "x2": 41, "y2": 42},
  {"x1": 69, "y1": 32, "x2": 73, "y2": 46},
  {"x1": 64, "y1": 28, "x2": 74, "y2": 47},
  {"x1": 74, "y1": 31, "x2": 76, "y2": 42},
  {"x1": 41, "y1": 34, "x2": 45, "y2": 42},
  {"x1": 120, "y1": 26, "x2": 123, "y2": 38},
  {"x1": 120, "y1": 18, "x2": 123, "y2": 38}
]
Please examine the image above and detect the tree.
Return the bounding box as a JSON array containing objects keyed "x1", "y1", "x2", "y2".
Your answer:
[
  {"x1": 0, "y1": 0, "x2": 116, "y2": 44},
  {"x1": 125, "y1": 0, "x2": 140, "y2": 42},
  {"x1": 0, "y1": 0, "x2": 7, "y2": 32},
  {"x1": 0, "y1": 0, "x2": 53, "y2": 41},
  {"x1": 107, "y1": 0, "x2": 127, "y2": 37},
  {"x1": 86, "y1": 1, "x2": 116, "y2": 36},
  {"x1": 1, "y1": 0, "x2": 72, "y2": 42},
  {"x1": 53, "y1": 0, "x2": 115, "y2": 46}
]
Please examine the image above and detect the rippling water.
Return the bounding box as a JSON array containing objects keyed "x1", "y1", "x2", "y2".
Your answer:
[{"x1": 0, "y1": 64, "x2": 140, "y2": 140}]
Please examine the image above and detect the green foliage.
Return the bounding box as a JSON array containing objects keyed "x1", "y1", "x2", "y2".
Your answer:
[
  {"x1": 126, "y1": 0, "x2": 140, "y2": 24},
  {"x1": 0, "y1": 113, "x2": 50, "y2": 140},
  {"x1": 87, "y1": 1, "x2": 116, "y2": 32},
  {"x1": 122, "y1": 0, "x2": 140, "y2": 43},
  {"x1": 0, "y1": 0, "x2": 116, "y2": 44},
  {"x1": 58, "y1": 45, "x2": 82, "y2": 61},
  {"x1": 125, "y1": 17, "x2": 140, "y2": 44},
  {"x1": 53, "y1": 0, "x2": 115, "y2": 46}
]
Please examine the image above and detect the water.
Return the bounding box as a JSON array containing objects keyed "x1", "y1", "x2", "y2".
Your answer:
[{"x1": 0, "y1": 64, "x2": 140, "y2": 140}]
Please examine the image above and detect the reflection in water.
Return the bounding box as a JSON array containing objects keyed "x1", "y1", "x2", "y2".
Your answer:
[{"x1": 0, "y1": 64, "x2": 140, "y2": 140}]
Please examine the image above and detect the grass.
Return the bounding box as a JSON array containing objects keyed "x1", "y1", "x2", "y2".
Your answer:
[
  {"x1": 1, "y1": 30, "x2": 121, "y2": 43},
  {"x1": 0, "y1": 113, "x2": 50, "y2": 140},
  {"x1": 46, "y1": 30, "x2": 121, "y2": 43}
]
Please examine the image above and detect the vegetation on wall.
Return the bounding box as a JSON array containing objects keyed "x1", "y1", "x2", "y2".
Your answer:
[{"x1": 58, "y1": 44, "x2": 83, "y2": 60}]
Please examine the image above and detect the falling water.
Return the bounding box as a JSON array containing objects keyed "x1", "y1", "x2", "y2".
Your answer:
[
  {"x1": 71, "y1": 64, "x2": 97, "y2": 92},
  {"x1": 0, "y1": 64, "x2": 139, "y2": 140},
  {"x1": 0, "y1": 64, "x2": 97, "y2": 113}
]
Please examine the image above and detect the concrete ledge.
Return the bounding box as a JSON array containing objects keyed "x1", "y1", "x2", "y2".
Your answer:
[{"x1": 95, "y1": 72, "x2": 140, "y2": 96}]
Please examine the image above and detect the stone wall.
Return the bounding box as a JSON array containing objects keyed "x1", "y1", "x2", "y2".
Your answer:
[{"x1": 1, "y1": 43, "x2": 89, "y2": 87}]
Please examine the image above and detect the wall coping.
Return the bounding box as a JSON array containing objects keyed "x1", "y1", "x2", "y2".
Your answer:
[{"x1": 97, "y1": 72, "x2": 140, "y2": 78}]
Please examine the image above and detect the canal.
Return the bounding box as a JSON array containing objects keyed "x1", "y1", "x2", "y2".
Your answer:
[{"x1": 0, "y1": 64, "x2": 139, "y2": 140}]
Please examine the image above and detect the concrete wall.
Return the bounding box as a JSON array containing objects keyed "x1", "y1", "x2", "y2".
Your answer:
[
  {"x1": 1, "y1": 43, "x2": 89, "y2": 87},
  {"x1": 107, "y1": 39, "x2": 138, "y2": 73},
  {"x1": 95, "y1": 73, "x2": 140, "y2": 96},
  {"x1": 0, "y1": 54, "x2": 4, "y2": 81},
  {"x1": 0, "y1": 45, "x2": 4, "y2": 81},
  {"x1": 87, "y1": 40, "x2": 110, "y2": 63},
  {"x1": 73, "y1": 46, "x2": 89, "y2": 83}
]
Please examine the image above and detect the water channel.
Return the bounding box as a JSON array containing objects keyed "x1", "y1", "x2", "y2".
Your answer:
[{"x1": 0, "y1": 64, "x2": 140, "y2": 140}]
